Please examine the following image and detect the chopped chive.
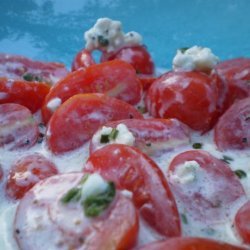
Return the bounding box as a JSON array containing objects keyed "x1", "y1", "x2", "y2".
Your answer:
[
  {"x1": 137, "y1": 106, "x2": 146, "y2": 114},
  {"x1": 181, "y1": 213, "x2": 188, "y2": 224},
  {"x1": 221, "y1": 155, "x2": 234, "y2": 164},
  {"x1": 234, "y1": 169, "x2": 247, "y2": 179},
  {"x1": 100, "y1": 134, "x2": 110, "y2": 143},
  {"x1": 192, "y1": 142, "x2": 203, "y2": 149},
  {"x1": 179, "y1": 47, "x2": 189, "y2": 53},
  {"x1": 61, "y1": 187, "x2": 82, "y2": 203},
  {"x1": 109, "y1": 128, "x2": 119, "y2": 140},
  {"x1": 23, "y1": 73, "x2": 43, "y2": 82}
]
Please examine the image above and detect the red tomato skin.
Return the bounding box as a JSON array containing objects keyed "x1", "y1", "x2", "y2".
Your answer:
[
  {"x1": 47, "y1": 93, "x2": 143, "y2": 154},
  {"x1": 0, "y1": 53, "x2": 68, "y2": 84},
  {"x1": 146, "y1": 71, "x2": 218, "y2": 132},
  {"x1": 84, "y1": 144, "x2": 181, "y2": 238},
  {"x1": 71, "y1": 48, "x2": 96, "y2": 71},
  {"x1": 42, "y1": 60, "x2": 142, "y2": 123},
  {"x1": 0, "y1": 103, "x2": 39, "y2": 150},
  {"x1": 167, "y1": 150, "x2": 245, "y2": 222},
  {"x1": 134, "y1": 237, "x2": 246, "y2": 250},
  {"x1": 101, "y1": 45, "x2": 155, "y2": 75},
  {"x1": 0, "y1": 78, "x2": 50, "y2": 113},
  {"x1": 138, "y1": 74, "x2": 157, "y2": 91},
  {"x1": 89, "y1": 118, "x2": 190, "y2": 155},
  {"x1": 215, "y1": 58, "x2": 250, "y2": 110},
  {"x1": 6, "y1": 153, "x2": 58, "y2": 200},
  {"x1": 214, "y1": 97, "x2": 250, "y2": 151},
  {"x1": 235, "y1": 201, "x2": 250, "y2": 244}
]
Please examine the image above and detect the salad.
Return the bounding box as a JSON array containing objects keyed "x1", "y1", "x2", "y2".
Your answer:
[{"x1": 0, "y1": 17, "x2": 250, "y2": 250}]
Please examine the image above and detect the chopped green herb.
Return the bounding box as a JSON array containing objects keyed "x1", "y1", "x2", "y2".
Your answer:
[
  {"x1": 220, "y1": 155, "x2": 234, "y2": 164},
  {"x1": 234, "y1": 169, "x2": 247, "y2": 179},
  {"x1": 137, "y1": 106, "x2": 146, "y2": 114},
  {"x1": 61, "y1": 187, "x2": 82, "y2": 203},
  {"x1": 109, "y1": 128, "x2": 119, "y2": 140},
  {"x1": 192, "y1": 142, "x2": 203, "y2": 149},
  {"x1": 98, "y1": 36, "x2": 109, "y2": 47},
  {"x1": 100, "y1": 134, "x2": 110, "y2": 144},
  {"x1": 179, "y1": 47, "x2": 189, "y2": 53},
  {"x1": 181, "y1": 213, "x2": 188, "y2": 224},
  {"x1": 83, "y1": 182, "x2": 116, "y2": 217},
  {"x1": 23, "y1": 73, "x2": 43, "y2": 82}
]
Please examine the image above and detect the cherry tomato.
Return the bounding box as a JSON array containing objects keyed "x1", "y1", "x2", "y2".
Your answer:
[
  {"x1": 167, "y1": 150, "x2": 245, "y2": 222},
  {"x1": 101, "y1": 45, "x2": 155, "y2": 75},
  {"x1": 0, "y1": 78, "x2": 50, "y2": 113},
  {"x1": 42, "y1": 60, "x2": 142, "y2": 123},
  {"x1": 214, "y1": 97, "x2": 250, "y2": 150},
  {"x1": 146, "y1": 71, "x2": 219, "y2": 131},
  {"x1": 47, "y1": 93, "x2": 143, "y2": 154},
  {"x1": 14, "y1": 173, "x2": 139, "y2": 250},
  {"x1": 0, "y1": 53, "x2": 68, "y2": 85},
  {"x1": 235, "y1": 200, "x2": 250, "y2": 244},
  {"x1": 6, "y1": 153, "x2": 58, "y2": 200},
  {"x1": 138, "y1": 74, "x2": 157, "y2": 91},
  {"x1": 215, "y1": 58, "x2": 250, "y2": 110},
  {"x1": 89, "y1": 118, "x2": 190, "y2": 155},
  {"x1": 135, "y1": 237, "x2": 246, "y2": 250},
  {"x1": 0, "y1": 103, "x2": 38, "y2": 150},
  {"x1": 71, "y1": 48, "x2": 96, "y2": 71},
  {"x1": 85, "y1": 144, "x2": 181, "y2": 238}
]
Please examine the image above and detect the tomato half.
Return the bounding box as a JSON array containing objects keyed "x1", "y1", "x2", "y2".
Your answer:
[
  {"x1": 85, "y1": 144, "x2": 181, "y2": 238},
  {"x1": 167, "y1": 150, "x2": 246, "y2": 223},
  {"x1": 214, "y1": 97, "x2": 250, "y2": 151},
  {"x1": 135, "y1": 237, "x2": 246, "y2": 250},
  {"x1": 0, "y1": 103, "x2": 38, "y2": 150},
  {"x1": 89, "y1": 118, "x2": 190, "y2": 155},
  {"x1": 46, "y1": 93, "x2": 143, "y2": 154},
  {"x1": 0, "y1": 53, "x2": 68, "y2": 85},
  {"x1": 14, "y1": 173, "x2": 138, "y2": 250},
  {"x1": 146, "y1": 71, "x2": 219, "y2": 131},
  {"x1": 0, "y1": 78, "x2": 50, "y2": 113},
  {"x1": 6, "y1": 153, "x2": 58, "y2": 200},
  {"x1": 71, "y1": 48, "x2": 96, "y2": 71},
  {"x1": 101, "y1": 45, "x2": 155, "y2": 75},
  {"x1": 42, "y1": 60, "x2": 142, "y2": 123}
]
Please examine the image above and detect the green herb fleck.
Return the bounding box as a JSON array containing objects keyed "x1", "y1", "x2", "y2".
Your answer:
[
  {"x1": 192, "y1": 142, "x2": 203, "y2": 149},
  {"x1": 179, "y1": 47, "x2": 189, "y2": 53},
  {"x1": 100, "y1": 134, "x2": 110, "y2": 144},
  {"x1": 220, "y1": 155, "x2": 234, "y2": 164},
  {"x1": 109, "y1": 128, "x2": 119, "y2": 140},
  {"x1": 83, "y1": 182, "x2": 116, "y2": 217},
  {"x1": 23, "y1": 73, "x2": 43, "y2": 82},
  {"x1": 181, "y1": 213, "x2": 188, "y2": 224},
  {"x1": 234, "y1": 169, "x2": 247, "y2": 179},
  {"x1": 98, "y1": 36, "x2": 109, "y2": 47},
  {"x1": 137, "y1": 106, "x2": 147, "y2": 114},
  {"x1": 61, "y1": 187, "x2": 82, "y2": 203}
]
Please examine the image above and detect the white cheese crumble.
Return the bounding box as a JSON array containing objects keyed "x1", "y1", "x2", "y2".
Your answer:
[
  {"x1": 84, "y1": 17, "x2": 142, "y2": 52},
  {"x1": 172, "y1": 46, "x2": 219, "y2": 72},
  {"x1": 46, "y1": 97, "x2": 62, "y2": 112},
  {"x1": 93, "y1": 123, "x2": 135, "y2": 148},
  {"x1": 81, "y1": 173, "x2": 109, "y2": 201},
  {"x1": 170, "y1": 160, "x2": 200, "y2": 184}
]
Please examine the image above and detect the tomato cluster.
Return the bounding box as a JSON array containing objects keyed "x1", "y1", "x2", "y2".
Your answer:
[{"x1": 0, "y1": 43, "x2": 250, "y2": 250}]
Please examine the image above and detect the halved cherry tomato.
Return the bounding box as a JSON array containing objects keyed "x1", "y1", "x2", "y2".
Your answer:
[
  {"x1": 47, "y1": 93, "x2": 143, "y2": 154},
  {"x1": 101, "y1": 45, "x2": 155, "y2": 75},
  {"x1": 14, "y1": 173, "x2": 139, "y2": 250},
  {"x1": 0, "y1": 53, "x2": 68, "y2": 85},
  {"x1": 84, "y1": 144, "x2": 181, "y2": 238},
  {"x1": 0, "y1": 103, "x2": 38, "y2": 150},
  {"x1": 215, "y1": 58, "x2": 250, "y2": 110},
  {"x1": 214, "y1": 97, "x2": 250, "y2": 151},
  {"x1": 0, "y1": 78, "x2": 50, "y2": 113},
  {"x1": 6, "y1": 153, "x2": 58, "y2": 200},
  {"x1": 89, "y1": 118, "x2": 190, "y2": 155},
  {"x1": 71, "y1": 48, "x2": 96, "y2": 71},
  {"x1": 135, "y1": 237, "x2": 246, "y2": 250},
  {"x1": 235, "y1": 200, "x2": 250, "y2": 244},
  {"x1": 146, "y1": 71, "x2": 218, "y2": 131},
  {"x1": 42, "y1": 60, "x2": 142, "y2": 123},
  {"x1": 167, "y1": 150, "x2": 246, "y2": 223}
]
